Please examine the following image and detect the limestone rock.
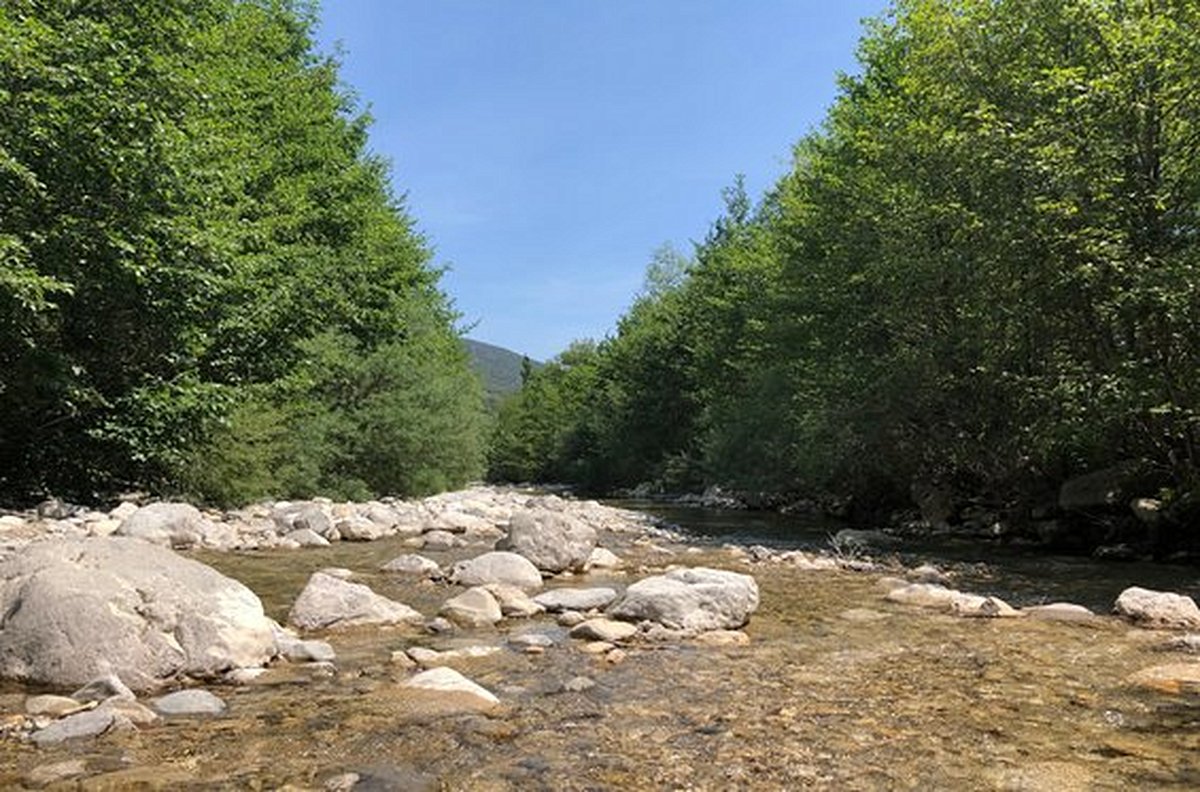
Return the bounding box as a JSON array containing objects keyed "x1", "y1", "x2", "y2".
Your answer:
[
  {"x1": 421, "y1": 530, "x2": 459, "y2": 551},
  {"x1": 570, "y1": 618, "x2": 638, "y2": 643},
  {"x1": 289, "y1": 572, "x2": 423, "y2": 631},
  {"x1": 151, "y1": 689, "x2": 227, "y2": 716},
  {"x1": 31, "y1": 709, "x2": 114, "y2": 747},
  {"x1": 0, "y1": 538, "x2": 276, "y2": 692},
  {"x1": 450, "y1": 551, "x2": 543, "y2": 592},
  {"x1": 483, "y1": 583, "x2": 545, "y2": 618},
  {"x1": 586, "y1": 547, "x2": 623, "y2": 570},
  {"x1": 115, "y1": 502, "x2": 215, "y2": 548},
  {"x1": 403, "y1": 667, "x2": 498, "y2": 708},
  {"x1": 1023, "y1": 602, "x2": 1096, "y2": 622},
  {"x1": 285, "y1": 528, "x2": 330, "y2": 547},
  {"x1": 380, "y1": 554, "x2": 442, "y2": 578},
  {"x1": 272, "y1": 502, "x2": 335, "y2": 540},
  {"x1": 1115, "y1": 586, "x2": 1200, "y2": 630},
  {"x1": 607, "y1": 567, "x2": 759, "y2": 631},
  {"x1": 497, "y1": 509, "x2": 597, "y2": 573},
  {"x1": 534, "y1": 587, "x2": 618, "y2": 613},
  {"x1": 439, "y1": 587, "x2": 502, "y2": 627}
]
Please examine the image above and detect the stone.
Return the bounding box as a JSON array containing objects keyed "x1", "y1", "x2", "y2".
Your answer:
[
  {"x1": 509, "y1": 632, "x2": 556, "y2": 649},
  {"x1": 439, "y1": 587, "x2": 503, "y2": 627},
  {"x1": 557, "y1": 610, "x2": 587, "y2": 628},
  {"x1": 533, "y1": 587, "x2": 618, "y2": 613},
  {"x1": 484, "y1": 583, "x2": 545, "y2": 618},
  {"x1": 380, "y1": 554, "x2": 442, "y2": 578},
  {"x1": 31, "y1": 709, "x2": 114, "y2": 747},
  {"x1": 586, "y1": 547, "x2": 623, "y2": 570},
  {"x1": 884, "y1": 583, "x2": 963, "y2": 610},
  {"x1": 951, "y1": 594, "x2": 1021, "y2": 618},
  {"x1": 101, "y1": 699, "x2": 158, "y2": 726},
  {"x1": 151, "y1": 689, "x2": 226, "y2": 716},
  {"x1": 27, "y1": 759, "x2": 90, "y2": 787},
  {"x1": 570, "y1": 618, "x2": 638, "y2": 642},
  {"x1": 580, "y1": 641, "x2": 614, "y2": 654},
  {"x1": 497, "y1": 509, "x2": 597, "y2": 573},
  {"x1": 285, "y1": 528, "x2": 330, "y2": 547},
  {"x1": 337, "y1": 517, "x2": 384, "y2": 542},
  {"x1": 421, "y1": 530, "x2": 459, "y2": 551},
  {"x1": 277, "y1": 636, "x2": 337, "y2": 663},
  {"x1": 403, "y1": 667, "x2": 498, "y2": 707},
  {"x1": 607, "y1": 567, "x2": 759, "y2": 631},
  {"x1": 1059, "y1": 464, "x2": 1137, "y2": 510},
  {"x1": 907, "y1": 564, "x2": 950, "y2": 585},
  {"x1": 1131, "y1": 497, "x2": 1163, "y2": 526},
  {"x1": 109, "y1": 501, "x2": 140, "y2": 521},
  {"x1": 115, "y1": 502, "x2": 215, "y2": 548},
  {"x1": 695, "y1": 629, "x2": 751, "y2": 647},
  {"x1": 1126, "y1": 662, "x2": 1200, "y2": 694},
  {"x1": 71, "y1": 674, "x2": 136, "y2": 703},
  {"x1": 289, "y1": 571, "x2": 423, "y2": 631},
  {"x1": 26, "y1": 695, "x2": 92, "y2": 717},
  {"x1": 0, "y1": 538, "x2": 276, "y2": 692},
  {"x1": 406, "y1": 645, "x2": 501, "y2": 668},
  {"x1": 273, "y1": 502, "x2": 335, "y2": 539},
  {"x1": 1115, "y1": 586, "x2": 1200, "y2": 630},
  {"x1": 562, "y1": 676, "x2": 595, "y2": 692},
  {"x1": 450, "y1": 551, "x2": 543, "y2": 592},
  {"x1": 1023, "y1": 602, "x2": 1096, "y2": 622},
  {"x1": 832, "y1": 528, "x2": 899, "y2": 551}
]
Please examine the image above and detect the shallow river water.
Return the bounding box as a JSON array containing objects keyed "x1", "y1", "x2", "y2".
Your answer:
[{"x1": 3, "y1": 504, "x2": 1200, "y2": 789}]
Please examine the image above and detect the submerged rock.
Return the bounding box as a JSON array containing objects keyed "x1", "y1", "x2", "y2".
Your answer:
[
  {"x1": 569, "y1": 618, "x2": 638, "y2": 643},
  {"x1": 607, "y1": 567, "x2": 759, "y2": 632},
  {"x1": 31, "y1": 708, "x2": 115, "y2": 747},
  {"x1": 403, "y1": 667, "x2": 498, "y2": 708},
  {"x1": 533, "y1": 587, "x2": 618, "y2": 613},
  {"x1": 289, "y1": 572, "x2": 423, "y2": 631},
  {"x1": 1115, "y1": 587, "x2": 1200, "y2": 630},
  {"x1": 151, "y1": 689, "x2": 227, "y2": 716},
  {"x1": 0, "y1": 538, "x2": 276, "y2": 692},
  {"x1": 380, "y1": 554, "x2": 442, "y2": 578},
  {"x1": 439, "y1": 587, "x2": 503, "y2": 627}
]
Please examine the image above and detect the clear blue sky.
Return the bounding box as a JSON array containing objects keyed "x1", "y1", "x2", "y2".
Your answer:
[{"x1": 314, "y1": 1, "x2": 888, "y2": 361}]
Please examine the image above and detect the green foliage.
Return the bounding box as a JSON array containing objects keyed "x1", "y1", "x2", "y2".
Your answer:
[{"x1": 0, "y1": 0, "x2": 485, "y2": 504}]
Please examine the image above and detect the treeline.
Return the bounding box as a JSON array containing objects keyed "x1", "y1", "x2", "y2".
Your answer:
[
  {"x1": 0, "y1": 1, "x2": 485, "y2": 505},
  {"x1": 490, "y1": 0, "x2": 1200, "y2": 525}
]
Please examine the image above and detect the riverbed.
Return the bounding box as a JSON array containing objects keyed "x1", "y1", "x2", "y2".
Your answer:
[{"x1": 2, "y1": 500, "x2": 1200, "y2": 789}]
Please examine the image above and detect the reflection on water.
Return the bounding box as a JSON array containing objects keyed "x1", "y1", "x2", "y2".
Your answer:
[
  {"x1": 624, "y1": 500, "x2": 1200, "y2": 612},
  {"x1": 1, "y1": 508, "x2": 1200, "y2": 788}
]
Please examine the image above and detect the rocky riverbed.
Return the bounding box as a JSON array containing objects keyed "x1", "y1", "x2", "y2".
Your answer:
[{"x1": 2, "y1": 487, "x2": 1200, "y2": 788}]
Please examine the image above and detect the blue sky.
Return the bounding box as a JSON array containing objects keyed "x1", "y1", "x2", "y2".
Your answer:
[{"x1": 314, "y1": 1, "x2": 888, "y2": 361}]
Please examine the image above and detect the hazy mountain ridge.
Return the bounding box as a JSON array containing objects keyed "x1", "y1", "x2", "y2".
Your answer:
[{"x1": 464, "y1": 339, "x2": 538, "y2": 404}]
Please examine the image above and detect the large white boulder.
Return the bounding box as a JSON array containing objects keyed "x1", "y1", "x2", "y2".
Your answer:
[
  {"x1": 607, "y1": 567, "x2": 759, "y2": 632},
  {"x1": 115, "y1": 502, "x2": 216, "y2": 549},
  {"x1": 288, "y1": 571, "x2": 423, "y2": 631},
  {"x1": 450, "y1": 551, "x2": 543, "y2": 592},
  {"x1": 497, "y1": 509, "x2": 596, "y2": 573},
  {"x1": 1115, "y1": 587, "x2": 1200, "y2": 630},
  {"x1": 0, "y1": 538, "x2": 276, "y2": 692}
]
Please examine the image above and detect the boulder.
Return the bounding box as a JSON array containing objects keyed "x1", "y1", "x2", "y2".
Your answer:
[
  {"x1": 336, "y1": 517, "x2": 385, "y2": 542},
  {"x1": 586, "y1": 547, "x2": 623, "y2": 570},
  {"x1": 115, "y1": 502, "x2": 216, "y2": 548},
  {"x1": 1022, "y1": 602, "x2": 1096, "y2": 622},
  {"x1": 288, "y1": 572, "x2": 423, "y2": 631},
  {"x1": 483, "y1": 583, "x2": 545, "y2": 618},
  {"x1": 380, "y1": 554, "x2": 442, "y2": 578},
  {"x1": 1114, "y1": 587, "x2": 1200, "y2": 630},
  {"x1": 450, "y1": 551, "x2": 543, "y2": 592},
  {"x1": 285, "y1": 528, "x2": 330, "y2": 548},
  {"x1": 151, "y1": 689, "x2": 226, "y2": 716},
  {"x1": 439, "y1": 587, "x2": 502, "y2": 627},
  {"x1": 533, "y1": 587, "x2": 618, "y2": 613},
  {"x1": 421, "y1": 530, "x2": 459, "y2": 551},
  {"x1": 272, "y1": 503, "x2": 335, "y2": 540},
  {"x1": 31, "y1": 709, "x2": 115, "y2": 747},
  {"x1": 0, "y1": 538, "x2": 276, "y2": 692},
  {"x1": 1059, "y1": 462, "x2": 1143, "y2": 511},
  {"x1": 497, "y1": 510, "x2": 596, "y2": 573},
  {"x1": 607, "y1": 567, "x2": 759, "y2": 632}
]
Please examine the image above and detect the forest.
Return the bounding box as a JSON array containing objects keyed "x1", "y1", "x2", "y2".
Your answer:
[
  {"x1": 3, "y1": 0, "x2": 1199, "y2": 552},
  {"x1": 0, "y1": 0, "x2": 485, "y2": 505},
  {"x1": 489, "y1": 0, "x2": 1200, "y2": 543}
]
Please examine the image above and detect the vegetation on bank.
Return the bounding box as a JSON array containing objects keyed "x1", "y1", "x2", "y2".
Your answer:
[
  {"x1": 0, "y1": 0, "x2": 485, "y2": 505},
  {"x1": 489, "y1": 0, "x2": 1200, "y2": 536}
]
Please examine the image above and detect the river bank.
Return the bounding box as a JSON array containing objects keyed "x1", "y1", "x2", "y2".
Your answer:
[{"x1": 2, "y1": 486, "x2": 1200, "y2": 788}]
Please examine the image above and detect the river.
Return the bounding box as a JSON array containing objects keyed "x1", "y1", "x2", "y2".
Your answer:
[{"x1": 2, "y1": 500, "x2": 1199, "y2": 789}]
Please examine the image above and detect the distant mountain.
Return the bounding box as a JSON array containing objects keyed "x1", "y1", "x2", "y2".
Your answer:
[{"x1": 463, "y1": 338, "x2": 539, "y2": 406}]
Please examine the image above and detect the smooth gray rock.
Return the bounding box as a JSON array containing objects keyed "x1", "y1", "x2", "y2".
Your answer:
[
  {"x1": 71, "y1": 674, "x2": 136, "y2": 703},
  {"x1": 497, "y1": 510, "x2": 597, "y2": 573},
  {"x1": 151, "y1": 689, "x2": 226, "y2": 716},
  {"x1": 336, "y1": 517, "x2": 384, "y2": 542},
  {"x1": 608, "y1": 567, "x2": 759, "y2": 631},
  {"x1": 1115, "y1": 586, "x2": 1200, "y2": 630},
  {"x1": 289, "y1": 572, "x2": 423, "y2": 631},
  {"x1": 273, "y1": 502, "x2": 335, "y2": 539},
  {"x1": 484, "y1": 583, "x2": 545, "y2": 618},
  {"x1": 0, "y1": 538, "x2": 276, "y2": 692},
  {"x1": 31, "y1": 709, "x2": 114, "y2": 747},
  {"x1": 450, "y1": 551, "x2": 543, "y2": 592},
  {"x1": 1023, "y1": 602, "x2": 1097, "y2": 622},
  {"x1": 285, "y1": 528, "x2": 330, "y2": 547},
  {"x1": 115, "y1": 502, "x2": 215, "y2": 548},
  {"x1": 533, "y1": 587, "x2": 618, "y2": 613},
  {"x1": 421, "y1": 530, "x2": 459, "y2": 551}
]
